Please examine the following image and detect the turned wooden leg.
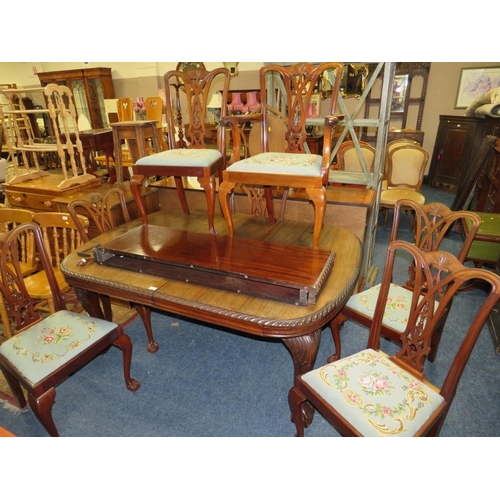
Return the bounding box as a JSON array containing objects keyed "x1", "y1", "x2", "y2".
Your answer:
[
  {"x1": 29, "y1": 387, "x2": 59, "y2": 437},
  {"x1": 282, "y1": 329, "x2": 322, "y2": 428},
  {"x1": 174, "y1": 176, "x2": 190, "y2": 216},
  {"x1": 328, "y1": 312, "x2": 348, "y2": 363},
  {"x1": 130, "y1": 174, "x2": 148, "y2": 224},
  {"x1": 198, "y1": 175, "x2": 217, "y2": 234},
  {"x1": 306, "y1": 187, "x2": 326, "y2": 250},
  {"x1": 134, "y1": 304, "x2": 158, "y2": 353},
  {"x1": 218, "y1": 181, "x2": 236, "y2": 236},
  {"x1": 112, "y1": 327, "x2": 141, "y2": 392}
]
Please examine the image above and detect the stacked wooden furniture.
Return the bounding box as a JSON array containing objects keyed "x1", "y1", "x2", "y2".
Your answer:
[{"x1": 1, "y1": 84, "x2": 102, "y2": 211}]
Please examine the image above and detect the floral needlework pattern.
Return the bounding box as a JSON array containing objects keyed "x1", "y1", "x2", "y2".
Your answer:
[
  {"x1": 308, "y1": 349, "x2": 443, "y2": 437},
  {"x1": 11, "y1": 312, "x2": 100, "y2": 364},
  {"x1": 242, "y1": 153, "x2": 319, "y2": 167},
  {"x1": 351, "y1": 284, "x2": 413, "y2": 330}
]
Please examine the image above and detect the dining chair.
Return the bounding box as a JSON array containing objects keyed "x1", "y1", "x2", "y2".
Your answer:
[
  {"x1": 68, "y1": 188, "x2": 158, "y2": 353},
  {"x1": 379, "y1": 142, "x2": 429, "y2": 227},
  {"x1": 117, "y1": 97, "x2": 134, "y2": 121},
  {"x1": 131, "y1": 66, "x2": 231, "y2": 235},
  {"x1": 0, "y1": 206, "x2": 36, "y2": 338},
  {"x1": 328, "y1": 199, "x2": 482, "y2": 363},
  {"x1": 145, "y1": 96, "x2": 168, "y2": 151},
  {"x1": 0, "y1": 221, "x2": 140, "y2": 437},
  {"x1": 24, "y1": 211, "x2": 89, "y2": 315},
  {"x1": 330, "y1": 140, "x2": 376, "y2": 187},
  {"x1": 289, "y1": 239, "x2": 500, "y2": 437},
  {"x1": 44, "y1": 83, "x2": 95, "y2": 189},
  {"x1": 218, "y1": 62, "x2": 344, "y2": 249}
]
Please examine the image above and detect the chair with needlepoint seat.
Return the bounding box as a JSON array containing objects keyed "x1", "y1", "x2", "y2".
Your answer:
[
  {"x1": 68, "y1": 188, "x2": 158, "y2": 353},
  {"x1": 131, "y1": 66, "x2": 231, "y2": 235},
  {"x1": 328, "y1": 199, "x2": 482, "y2": 364},
  {"x1": 218, "y1": 62, "x2": 344, "y2": 249},
  {"x1": 289, "y1": 239, "x2": 500, "y2": 437},
  {"x1": 0, "y1": 221, "x2": 140, "y2": 436}
]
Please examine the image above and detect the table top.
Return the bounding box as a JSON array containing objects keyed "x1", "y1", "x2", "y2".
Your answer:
[
  {"x1": 465, "y1": 212, "x2": 500, "y2": 243},
  {"x1": 61, "y1": 210, "x2": 362, "y2": 339}
]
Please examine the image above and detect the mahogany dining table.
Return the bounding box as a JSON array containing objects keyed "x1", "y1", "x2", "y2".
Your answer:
[{"x1": 61, "y1": 209, "x2": 362, "y2": 424}]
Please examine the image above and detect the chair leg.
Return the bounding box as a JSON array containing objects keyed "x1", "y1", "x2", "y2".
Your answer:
[
  {"x1": 28, "y1": 387, "x2": 59, "y2": 437},
  {"x1": 328, "y1": 313, "x2": 348, "y2": 363},
  {"x1": 288, "y1": 386, "x2": 307, "y2": 437},
  {"x1": 280, "y1": 187, "x2": 289, "y2": 219},
  {"x1": 306, "y1": 187, "x2": 326, "y2": 250},
  {"x1": 264, "y1": 187, "x2": 276, "y2": 224},
  {"x1": 100, "y1": 295, "x2": 113, "y2": 321},
  {"x1": 112, "y1": 328, "x2": 141, "y2": 392},
  {"x1": 198, "y1": 175, "x2": 217, "y2": 234},
  {"x1": 134, "y1": 303, "x2": 158, "y2": 353},
  {"x1": 174, "y1": 176, "x2": 190, "y2": 216},
  {"x1": 219, "y1": 181, "x2": 236, "y2": 236}
]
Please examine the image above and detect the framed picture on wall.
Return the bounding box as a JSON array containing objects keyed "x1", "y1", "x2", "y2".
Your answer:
[{"x1": 455, "y1": 66, "x2": 500, "y2": 109}]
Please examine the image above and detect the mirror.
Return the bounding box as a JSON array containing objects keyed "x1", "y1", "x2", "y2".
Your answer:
[
  {"x1": 339, "y1": 64, "x2": 369, "y2": 99},
  {"x1": 391, "y1": 74, "x2": 409, "y2": 113}
]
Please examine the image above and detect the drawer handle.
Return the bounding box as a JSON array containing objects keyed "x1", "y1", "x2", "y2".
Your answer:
[
  {"x1": 13, "y1": 197, "x2": 22, "y2": 203},
  {"x1": 43, "y1": 201, "x2": 53, "y2": 207}
]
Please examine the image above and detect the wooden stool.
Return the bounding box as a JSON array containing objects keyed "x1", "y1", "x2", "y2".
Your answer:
[{"x1": 111, "y1": 120, "x2": 162, "y2": 184}]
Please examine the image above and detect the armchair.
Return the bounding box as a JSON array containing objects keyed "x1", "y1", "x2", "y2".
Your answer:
[{"x1": 218, "y1": 62, "x2": 344, "y2": 249}]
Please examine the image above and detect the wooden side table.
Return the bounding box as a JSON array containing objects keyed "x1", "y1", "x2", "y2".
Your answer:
[{"x1": 110, "y1": 120, "x2": 162, "y2": 184}]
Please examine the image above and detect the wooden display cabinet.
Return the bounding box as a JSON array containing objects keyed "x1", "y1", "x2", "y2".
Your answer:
[
  {"x1": 427, "y1": 115, "x2": 486, "y2": 192},
  {"x1": 37, "y1": 67, "x2": 115, "y2": 130}
]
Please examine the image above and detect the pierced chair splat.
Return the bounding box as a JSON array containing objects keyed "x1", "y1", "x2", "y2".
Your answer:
[
  {"x1": 0, "y1": 221, "x2": 140, "y2": 437},
  {"x1": 289, "y1": 239, "x2": 500, "y2": 437},
  {"x1": 68, "y1": 188, "x2": 158, "y2": 353},
  {"x1": 218, "y1": 62, "x2": 344, "y2": 250},
  {"x1": 131, "y1": 66, "x2": 231, "y2": 235},
  {"x1": 328, "y1": 199, "x2": 482, "y2": 363}
]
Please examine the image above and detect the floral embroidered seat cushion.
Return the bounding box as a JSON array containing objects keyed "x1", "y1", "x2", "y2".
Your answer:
[
  {"x1": 0, "y1": 310, "x2": 120, "y2": 385},
  {"x1": 346, "y1": 283, "x2": 438, "y2": 334},
  {"x1": 225, "y1": 152, "x2": 322, "y2": 176},
  {"x1": 135, "y1": 148, "x2": 223, "y2": 168},
  {"x1": 301, "y1": 348, "x2": 444, "y2": 437}
]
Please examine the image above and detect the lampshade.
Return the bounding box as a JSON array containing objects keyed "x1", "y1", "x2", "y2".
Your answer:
[{"x1": 208, "y1": 93, "x2": 222, "y2": 109}]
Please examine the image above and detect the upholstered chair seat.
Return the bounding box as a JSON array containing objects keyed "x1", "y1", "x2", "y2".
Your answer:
[
  {"x1": 301, "y1": 348, "x2": 445, "y2": 437},
  {"x1": 225, "y1": 152, "x2": 322, "y2": 177},
  {"x1": 0, "y1": 310, "x2": 121, "y2": 385}
]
